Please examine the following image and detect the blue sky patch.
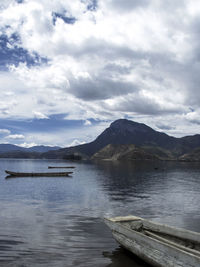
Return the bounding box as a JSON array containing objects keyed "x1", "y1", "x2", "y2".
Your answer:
[
  {"x1": 87, "y1": 0, "x2": 98, "y2": 11},
  {"x1": 52, "y1": 12, "x2": 76, "y2": 25},
  {"x1": 0, "y1": 116, "x2": 105, "y2": 146},
  {"x1": 0, "y1": 116, "x2": 96, "y2": 135},
  {"x1": 0, "y1": 33, "x2": 47, "y2": 69}
]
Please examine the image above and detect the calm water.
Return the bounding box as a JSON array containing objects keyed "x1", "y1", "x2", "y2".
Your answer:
[{"x1": 0, "y1": 159, "x2": 200, "y2": 266}]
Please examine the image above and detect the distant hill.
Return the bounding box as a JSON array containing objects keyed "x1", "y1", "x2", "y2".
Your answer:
[
  {"x1": 0, "y1": 144, "x2": 25, "y2": 153},
  {"x1": 2, "y1": 119, "x2": 200, "y2": 161},
  {"x1": 0, "y1": 151, "x2": 42, "y2": 159},
  {"x1": 0, "y1": 144, "x2": 61, "y2": 154},
  {"x1": 26, "y1": 145, "x2": 61, "y2": 153}
]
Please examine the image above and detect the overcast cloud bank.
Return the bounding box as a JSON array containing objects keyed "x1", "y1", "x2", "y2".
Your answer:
[{"x1": 0, "y1": 0, "x2": 200, "y2": 146}]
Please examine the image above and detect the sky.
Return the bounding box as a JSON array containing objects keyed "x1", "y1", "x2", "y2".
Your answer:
[{"x1": 0, "y1": 0, "x2": 200, "y2": 147}]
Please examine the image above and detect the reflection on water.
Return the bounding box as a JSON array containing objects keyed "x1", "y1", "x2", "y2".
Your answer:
[
  {"x1": 103, "y1": 247, "x2": 151, "y2": 267},
  {"x1": 0, "y1": 159, "x2": 200, "y2": 266}
]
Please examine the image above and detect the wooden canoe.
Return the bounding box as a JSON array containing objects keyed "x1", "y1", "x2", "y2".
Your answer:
[
  {"x1": 48, "y1": 166, "x2": 75, "y2": 169},
  {"x1": 104, "y1": 215, "x2": 200, "y2": 267},
  {"x1": 5, "y1": 170, "x2": 73, "y2": 177}
]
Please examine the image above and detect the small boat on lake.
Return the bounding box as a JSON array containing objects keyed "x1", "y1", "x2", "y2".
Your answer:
[
  {"x1": 104, "y1": 215, "x2": 200, "y2": 267},
  {"x1": 48, "y1": 166, "x2": 75, "y2": 169},
  {"x1": 5, "y1": 170, "x2": 73, "y2": 177}
]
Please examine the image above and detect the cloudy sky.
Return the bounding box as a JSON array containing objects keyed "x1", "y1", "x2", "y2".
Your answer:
[{"x1": 0, "y1": 0, "x2": 200, "y2": 147}]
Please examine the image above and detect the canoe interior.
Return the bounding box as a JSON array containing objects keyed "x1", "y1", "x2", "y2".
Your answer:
[
  {"x1": 106, "y1": 216, "x2": 200, "y2": 255},
  {"x1": 48, "y1": 166, "x2": 75, "y2": 169},
  {"x1": 5, "y1": 170, "x2": 73, "y2": 177},
  {"x1": 105, "y1": 216, "x2": 200, "y2": 267}
]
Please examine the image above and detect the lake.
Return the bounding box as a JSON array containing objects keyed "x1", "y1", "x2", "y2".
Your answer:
[{"x1": 0, "y1": 159, "x2": 200, "y2": 266}]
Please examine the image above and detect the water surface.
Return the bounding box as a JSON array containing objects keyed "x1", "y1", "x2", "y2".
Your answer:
[{"x1": 0, "y1": 159, "x2": 200, "y2": 266}]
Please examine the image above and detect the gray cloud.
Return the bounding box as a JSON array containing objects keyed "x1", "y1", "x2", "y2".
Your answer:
[
  {"x1": 94, "y1": 43, "x2": 149, "y2": 62},
  {"x1": 69, "y1": 76, "x2": 138, "y2": 101},
  {"x1": 105, "y1": 94, "x2": 184, "y2": 116},
  {"x1": 1, "y1": 0, "x2": 200, "y2": 143},
  {"x1": 187, "y1": 119, "x2": 200, "y2": 125},
  {"x1": 156, "y1": 123, "x2": 175, "y2": 131},
  {"x1": 109, "y1": 0, "x2": 150, "y2": 12},
  {"x1": 102, "y1": 63, "x2": 132, "y2": 76},
  {"x1": 60, "y1": 38, "x2": 146, "y2": 61},
  {"x1": 157, "y1": 0, "x2": 187, "y2": 12}
]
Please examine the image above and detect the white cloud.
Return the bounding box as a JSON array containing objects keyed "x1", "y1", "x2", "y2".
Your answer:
[
  {"x1": 6, "y1": 134, "x2": 25, "y2": 140},
  {"x1": 184, "y1": 110, "x2": 200, "y2": 125},
  {"x1": 69, "y1": 139, "x2": 86, "y2": 147},
  {"x1": 0, "y1": 0, "x2": 199, "y2": 141},
  {"x1": 8, "y1": 120, "x2": 110, "y2": 147},
  {"x1": 0, "y1": 1, "x2": 186, "y2": 114},
  {"x1": 0, "y1": 129, "x2": 10, "y2": 135},
  {"x1": 33, "y1": 111, "x2": 49, "y2": 119},
  {"x1": 84, "y1": 120, "x2": 92, "y2": 126},
  {"x1": 17, "y1": 142, "x2": 38, "y2": 148}
]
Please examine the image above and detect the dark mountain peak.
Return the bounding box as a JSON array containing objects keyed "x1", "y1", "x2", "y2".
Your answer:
[
  {"x1": 110, "y1": 119, "x2": 138, "y2": 127},
  {"x1": 110, "y1": 119, "x2": 154, "y2": 134},
  {"x1": 90, "y1": 118, "x2": 160, "y2": 155}
]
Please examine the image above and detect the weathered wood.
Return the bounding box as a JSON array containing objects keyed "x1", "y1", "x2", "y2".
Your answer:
[
  {"x1": 144, "y1": 230, "x2": 200, "y2": 258},
  {"x1": 108, "y1": 215, "x2": 141, "y2": 222},
  {"x1": 143, "y1": 220, "x2": 200, "y2": 244},
  {"x1": 104, "y1": 216, "x2": 200, "y2": 267},
  {"x1": 5, "y1": 170, "x2": 73, "y2": 177}
]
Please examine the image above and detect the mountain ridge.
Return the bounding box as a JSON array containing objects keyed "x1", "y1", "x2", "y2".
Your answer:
[
  {"x1": 1, "y1": 119, "x2": 200, "y2": 161},
  {"x1": 0, "y1": 144, "x2": 61, "y2": 153},
  {"x1": 40, "y1": 119, "x2": 200, "y2": 161}
]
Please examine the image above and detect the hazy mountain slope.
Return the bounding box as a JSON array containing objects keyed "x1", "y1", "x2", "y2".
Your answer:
[
  {"x1": 179, "y1": 147, "x2": 200, "y2": 161},
  {"x1": 92, "y1": 144, "x2": 159, "y2": 161}
]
